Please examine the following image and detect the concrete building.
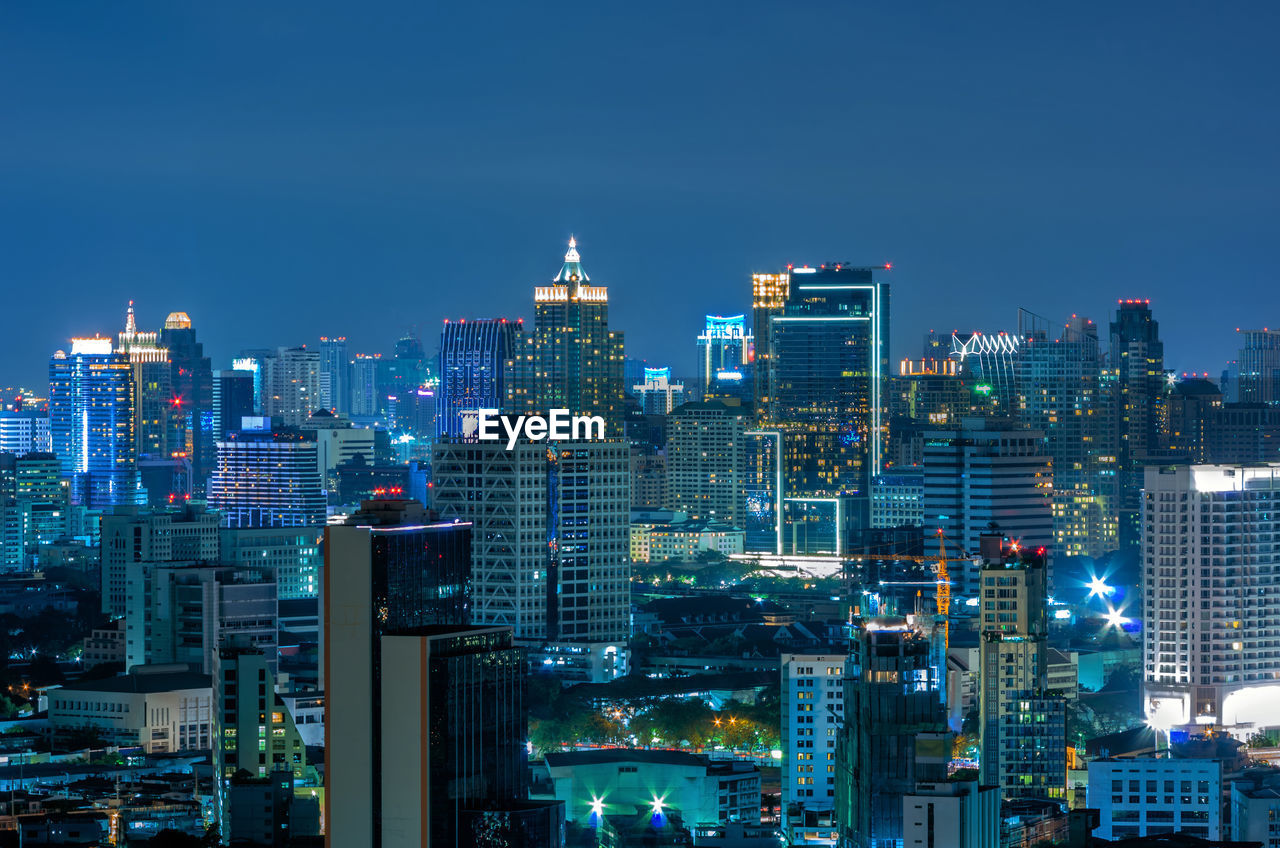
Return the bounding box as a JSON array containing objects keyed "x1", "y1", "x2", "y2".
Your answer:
[
  {"x1": 220, "y1": 526, "x2": 322, "y2": 601},
  {"x1": 870, "y1": 471, "x2": 924, "y2": 529},
  {"x1": 630, "y1": 517, "x2": 744, "y2": 564},
  {"x1": 99, "y1": 504, "x2": 221, "y2": 617},
  {"x1": 902, "y1": 779, "x2": 1000, "y2": 848},
  {"x1": 781, "y1": 654, "x2": 844, "y2": 821},
  {"x1": 48, "y1": 664, "x2": 212, "y2": 753},
  {"x1": 1143, "y1": 464, "x2": 1280, "y2": 736},
  {"x1": 633, "y1": 367, "x2": 685, "y2": 415},
  {"x1": 1086, "y1": 757, "x2": 1221, "y2": 841},
  {"x1": 665, "y1": 401, "x2": 746, "y2": 526},
  {"x1": 0, "y1": 411, "x2": 51, "y2": 456},
  {"x1": 1231, "y1": 769, "x2": 1280, "y2": 848},
  {"x1": 261, "y1": 346, "x2": 323, "y2": 427},
  {"x1": 300, "y1": 410, "x2": 376, "y2": 491}
]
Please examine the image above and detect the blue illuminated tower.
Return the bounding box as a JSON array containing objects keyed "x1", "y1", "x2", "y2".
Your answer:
[
  {"x1": 696, "y1": 314, "x2": 752, "y2": 398},
  {"x1": 49, "y1": 338, "x2": 145, "y2": 509},
  {"x1": 436, "y1": 318, "x2": 523, "y2": 439}
]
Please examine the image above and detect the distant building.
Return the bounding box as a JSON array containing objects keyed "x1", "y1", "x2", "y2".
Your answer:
[
  {"x1": 212, "y1": 369, "x2": 255, "y2": 442},
  {"x1": 0, "y1": 411, "x2": 51, "y2": 456},
  {"x1": 160, "y1": 312, "x2": 215, "y2": 492},
  {"x1": 696, "y1": 314, "x2": 752, "y2": 396},
  {"x1": 317, "y1": 336, "x2": 350, "y2": 414},
  {"x1": 261, "y1": 346, "x2": 323, "y2": 427},
  {"x1": 665, "y1": 401, "x2": 745, "y2": 526},
  {"x1": 1233, "y1": 328, "x2": 1280, "y2": 405},
  {"x1": 870, "y1": 471, "x2": 923, "y2": 529},
  {"x1": 633, "y1": 367, "x2": 685, "y2": 415},
  {"x1": 630, "y1": 516, "x2": 744, "y2": 563},
  {"x1": 436, "y1": 318, "x2": 522, "y2": 439},
  {"x1": 48, "y1": 664, "x2": 212, "y2": 753},
  {"x1": 208, "y1": 426, "x2": 326, "y2": 528},
  {"x1": 220, "y1": 526, "x2": 322, "y2": 600},
  {"x1": 1109, "y1": 299, "x2": 1164, "y2": 550},
  {"x1": 1087, "y1": 757, "x2": 1221, "y2": 841},
  {"x1": 99, "y1": 504, "x2": 222, "y2": 617}
]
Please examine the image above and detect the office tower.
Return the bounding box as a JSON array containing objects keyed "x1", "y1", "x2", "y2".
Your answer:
[
  {"x1": 1143, "y1": 464, "x2": 1280, "y2": 733},
  {"x1": 349, "y1": 353, "x2": 382, "y2": 419},
  {"x1": 208, "y1": 425, "x2": 326, "y2": 529},
  {"x1": 390, "y1": 331, "x2": 427, "y2": 393},
  {"x1": 318, "y1": 336, "x2": 350, "y2": 414},
  {"x1": 742, "y1": 428, "x2": 783, "y2": 555},
  {"x1": 1017, "y1": 312, "x2": 1117, "y2": 558},
  {"x1": 322, "y1": 499, "x2": 472, "y2": 848},
  {"x1": 759, "y1": 265, "x2": 890, "y2": 504},
  {"x1": 160, "y1": 312, "x2": 215, "y2": 491},
  {"x1": 116, "y1": 301, "x2": 175, "y2": 462},
  {"x1": 212, "y1": 369, "x2": 256, "y2": 442},
  {"x1": 1233, "y1": 329, "x2": 1280, "y2": 404},
  {"x1": 261, "y1": 346, "x2": 324, "y2": 427},
  {"x1": 13, "y1": 452, "x2": 68, "y2": 569},
  {"x1": 950, "y1": 330, "x2": 1022, "y2": 414},
  {"x1": 214, "y1": 645, "x2": 310, "y2": 846},
  {"x1": 870, "y1": 470, "x2": 924, "y2": 529},
  {"x1": 300, "y1": 409, "x2": 376, "y2": 492},
  {"x1": 99, "y1": 504, "x2": 222, "y2": 616},
  {"x1": 125, "y1": 562, "x2": 277, "y2": 673},
  {"x1": 978, "y1": 548, "x2": 1066, "y2": 799},
  {"x1": 922, "y1": 418, "x2": 1053, "y2": 596},
  {"x1": 835, "y1": 619, "x2": 948, "y2": 848},
  {"x1": 436, "y1": 318, "x2": 523, "y2": 439},
  {"x1": 1109, "y1": 299, "x2": 1164, "y2": 549},
  {"x1": 1163, "y1": 377, "x2": 1222, "y2": 461},
  {"x1": 220, "y1": 527, "x2": 322, "y2": 600},
  {"x1": 1087, "y1": 757, "x2": 1222, "y2": 841},
  {"x1": 781, "y1": 653, "x2": 845, "y2": 823},
  {"x1": 49, "y1": 338, "x2": 145, "y2": 510},
  {"x1": 889, "y1": 358, "x2": 963, "y2": 425},
  {"x1": 1206, "y1": 404, "x2": 1280, "y2": 463},
  {"x1": 0, "y1": 411, "x2": 51, "y2": 456},
  {"x1": 506, "y1": 237, "x2": 626, "y2": 436},
  {"x1": 665, "y1": 401, "x2": 744, "y2": 525},
  {"x1": 751, "y1": 272, "x2": 789, "y2": 411},
  {"x1": 696, "y1": 314, "x2": 753, "y2": 394},
  {"x1": 431, "y1": 440, "x2": 630, "y2": 679},
  {"x1": 0, "y1": 457, "x2": 20, "y2": 570},
  {"x1": 632, "y1": 366, "x2": 685, "y2": 415}
]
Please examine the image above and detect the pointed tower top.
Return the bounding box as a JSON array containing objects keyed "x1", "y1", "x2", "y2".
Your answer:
[
  {"x1": 555, "y1": 235, "x2": 589, "y2": 284},
  {"x1": 125, "y1": 300, "x2": 137, "y2": 335}
]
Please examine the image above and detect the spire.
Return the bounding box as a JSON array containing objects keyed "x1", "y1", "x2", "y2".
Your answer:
[
  {"x1": 125, "y1": 300, "x2": 137, "y2": 335},
  {"x1": 554, "y1": 235, "x2": 589, "y2": 285}
]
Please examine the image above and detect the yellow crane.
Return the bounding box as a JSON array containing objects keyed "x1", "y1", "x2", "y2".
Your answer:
[{"x1": 846, "y1": 528, "x2": 968, "y2": 651}]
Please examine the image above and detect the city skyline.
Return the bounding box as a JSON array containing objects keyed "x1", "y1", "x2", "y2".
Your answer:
[{"x1": 5, "y1": 2, "x2": 1280, "y2": 387}]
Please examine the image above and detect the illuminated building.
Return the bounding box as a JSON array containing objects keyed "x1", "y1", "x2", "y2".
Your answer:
[
  {"x1": 632, "y1": 366, "x2": 685, "y2": 414},
  {"x1": 1232, "y1": 328, "x2": 1280, "y2": 405},
  {"x1": 870, "y1": 471, "x2": 923, "y2": 529},
  {"x1": 116, "y1": 301, "x2": 175, "y2": 462},
  {"x1": 750, "y1": 272, "x2": 789, "y2": 410},
  {"x1": 782, "y1": 653, "x2": 845, "y2": 823},
  {"x1": 696, "y1": 314, "x2": 753, "y2": 396},
  {"x1": 349, "y1": 353, "x2": 382, "y2": 419},
  {"x1": 1017, "y1": 313, "x2": 1117, "y2": 558},
  {"x1": 431, "y1": 439, "x2": 630, "y2": 680},
  {"x1": 212, "y1": 368, "x2": 255, "y2": 441},
  {"x1": 300, "y1": 409, "x2": 376, "y2": 493},
  {"x1": 220, "y1": 526, "x2": 322, "y2": 600},
  {"x1": 507, "y1": 237, "x2": 625, "y2": 435},
  {"x1": 922, "y1": 418, "x2": 1053, "y2": 595},
  {"x1": 1109, "y1": 299, "x2": 1164, "y2": 550},
  {"x1": 978, "y1": 547, "x2": 1066, "y2": 799},
  {"x1": 665, "y1": 401, "x2": 744, "y2": 525},
  {"x1": 1087, "y1": 757, "x2": 1221, "y2": 841},
  {"x1": 742, "y1": 428, "x2": 783, "y2": 554},
  {"x1": 49, "y1": 337, "x2": 146, "y2": 510},
  {"x1": 11, "y1": 452, "x2": 67, "y2": 569},
  {"x1": 835, "y1": 619, "x2": 948, "y2": 848},
  {"x1": 949, "y1": 330, "x2": 1021, "y2": 415},
  {"x1": 629, "y1": 516, "x2": 744, "y2": 563},
  {"x1": 261, "y1": 346, "x2": 323, "y2": 428},
  {"x1": 160, "y1": 312, "x2": 215, "y2": 492},
  {"x1": 760, "y1": 265, "x2": 890, "y2": 509},
  {"x1": 99, "y1": 503, "x2": 222, "y2": 617},
  {"x1": 317, "y1": 335, "x2": 350, "y2": 414},
  {"x1": 47, "y1": 665, "x2": 212, "y2": 753},
  {"x1": 1142, "y1": 464, "x2": 1280, "y2": 736},
  {"x1": 1163, "y1": 377, "x2": 1222, "y2": 462},
  {"x1": 208, "y1": 424, "x2": 326, "y2": 529},
  {"x1": 0, "y1": 410, "x2": 51, "y2": 455},
  {"x1": 436, "y1": 317, "x2": 522, "y2": 439},
  {"x1": 889, "y1": 357, "x2": 964, "y2": 426}
]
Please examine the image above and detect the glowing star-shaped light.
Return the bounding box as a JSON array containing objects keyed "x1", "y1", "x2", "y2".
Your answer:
[
  {"x1": 1104, "y1": 606, "x2": 1129, "y2": 628},
  {"x1": 651, "y1": 797, "x2": 665, "y2": 814},
  {"x1": 1087, "y1": 575, "x2": 1114, "y2": 598},
  {"x1": 589, "y1": 798, "x2": 605, "y2": 820}
]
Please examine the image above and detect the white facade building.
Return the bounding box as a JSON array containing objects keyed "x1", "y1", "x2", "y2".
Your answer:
[
  {"x1": 781, "y1": 654, "x2": 844, "y2": 816},
  {"x1": 1086, "y1": 757, "x2": 1221, "y2": 841},
  {"x1": 48, "y1": 665, "x2": 213, "y2": 753}
]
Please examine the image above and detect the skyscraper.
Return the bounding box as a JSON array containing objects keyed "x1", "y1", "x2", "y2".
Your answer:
[
  {"x1": 262, "y1": 346, "x2": 324, "y2": 427},
  {"x1": 506, "y1": 237, "x2": 625, "y2": 435},
  {"x1": 1143, "y1": 464, "x2": 1280, "y2": 735},
  {"x1": 116, "y1": 301, "x2": 175, "y2": 462},
  {"x1": 1232, "y1": 329, "x2": 1280, "y2": 405},
  {"x1": 696, "y1": 314, "x2": 752, "y2": 396},
  {"x1": 160, "y1": 312, "x2": 215, "y2": 492},
  {"x1": 978, "y1": 546, "x2": 1066, "y2": 799},
  {"x1": 208, "y1": 425, "x2": 326, "y2": 529},
  {"x1": 212, "y1": 369, "x2": 256, "y2": 442},
  {"x1": 1109, "y1": 299, "x2": 1164, "y2": 550},
  {"x1": 436, "y1": 318, "x2": 522, "y2": 439},
  {"x1": 99, "y1": 503, "x2": 222, "y2": 616},
  {"x1": 631, "y1": 366, "x2": 685, "y2": 415},
  {"x1": 781, "y1": 653, "x2": 845, "y2": 822},
  {"x1": 665, "y1": 401, "x2": 745, "y2": 525},
  {"x1": 318, "y1": 336, "x2": 350, "y2": 414},
  {"x1": 49, "y1": 338, "x2": 145, "y2": 510},
  {"x1": 349, "y1": 353, "x2": 382, "y2": 419},
  {"x1": 0, "y1": 410, "x2": 51, "y2": 456}
]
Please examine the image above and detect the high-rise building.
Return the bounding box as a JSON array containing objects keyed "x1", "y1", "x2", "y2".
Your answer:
[
  {"x1": 116, "y1": 301, "x2": 175, "y2": 462},
  {"x1": 506, "y1": 237, "x2": 625, "y2": 436},
  {"x1": 922, "y1": 418, "x2": 1053, "y2": 595},
  {"x1": 262, "y1": 346, "x2": 324, "y2": 427},
  {"x1": 950, "y1": 330, "x2": 1022, "y2": 415},
  {"x1": 436, "y1": 318, "x2": 522, "y2": 439},
  {"x1": 99, "y1": 503, "x2": 223, "y2": 616},
  {"x1": 1017, "y1": 313, "x2": 1117, "y2": 558},
  {"x1": 629, "y1": 445, "x2": 665, "y2": 509},
  {"x1": 759, "y1": 265, "x2": 891, "y2": 504},
  {"x1": 160, "y1": 312, "x2": 215, "y2": 492},
  {"x1": 781, "y1": 653, "x2": 845, "y2": 821},
  {"x1": 742, "y1": 428, "x2": 784, "y2": 555},
  {"x1": 1206, "y1": 404, "x2": 1280, "y2": 463},
  {"x1": 212, "y1": 369, "x2": 256, "y2": 442},
  {"x1": 1233, "y1": 329, "x2": 1280, "y2": 405},
  {"x1": 12, "y1": 452, "x2": 68, "y2": 569},
  {"x1": 665, "y1": 401, "x2": 744, "y2": 526},
  {"x1": 632, "y1": 367, "x2": 685, "y2": 415},
  {"x1": 431, "y1": 440, "x2": 630, "y2": 679},
  {"x1": 349, "y1": 353, "x2": 382, "y2": 419},
  {"x1": 978, "y1": 547, "x2": 1066, "y2": 799},
  {"x1": 0, "y1": 411, "x2": 51, "y2": 456},
  {"x1": 835, "y1": 619, "x2": 948, "y2": 848},
  {"x1": 696, "y1": 314, "x2": 752, "y2": 395},
  {"x1": 1143, "y1": 464, "x2": 1280, "y2": 734},
  {"x1": 220, "y1": 526, "x2": 322, "y2": 601},
  {"x1": 49, "y1": 338, "x2": 145, "y2": 510},
  {"x1": 322, "y1": 500, "x2": 477, "y2": 848},
  {"x1": 208, "y1": 425, "x2": 326, "y2": 529},
  {"x1": 318, "y1": 336, "x2": 350, "y2": 414},
  {"x1": 1087, "y1": 757, "x2": 1222, "y2": 841},
  {"x1": 751, "y1": 273, "x2": 789, "y2": 412},
  {"x1": 1163, "y1": 377, "x2": 1222, "y2": 462},
  {"x1": 1109, "y1": 299, "x2": 1164, "y2": 550},
  {"x1": 870, "y1": 471, "x2": 924, "y2": 529}
]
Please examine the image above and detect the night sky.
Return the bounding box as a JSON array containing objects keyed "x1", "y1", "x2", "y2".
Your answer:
[{"x1": 3, "y1": 2, "x2": 1278, "y2": 388}]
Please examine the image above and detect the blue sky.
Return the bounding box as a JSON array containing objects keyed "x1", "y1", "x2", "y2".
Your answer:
[{"x1": 3, "y1": 1, "x2": 1277, "y2": 386}]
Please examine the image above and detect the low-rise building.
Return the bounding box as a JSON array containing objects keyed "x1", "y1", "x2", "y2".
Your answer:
[
  {"x1": 48, "y1": 665, "x2": 212, "y2": 753},
  {"x1": 631, "y1": 517, "x2": 745, "y2": 563},
  {"x1": 1231, "y1": 768, "x2": 1280, "y2": 847},
  {"x1": 1086, "y1": 757, "x2": 1222, "y2": 841}
]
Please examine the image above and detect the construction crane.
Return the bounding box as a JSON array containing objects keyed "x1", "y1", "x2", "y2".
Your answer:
[{"x1": 845, "y1": 529, "x2": 971, "y2": 651}]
